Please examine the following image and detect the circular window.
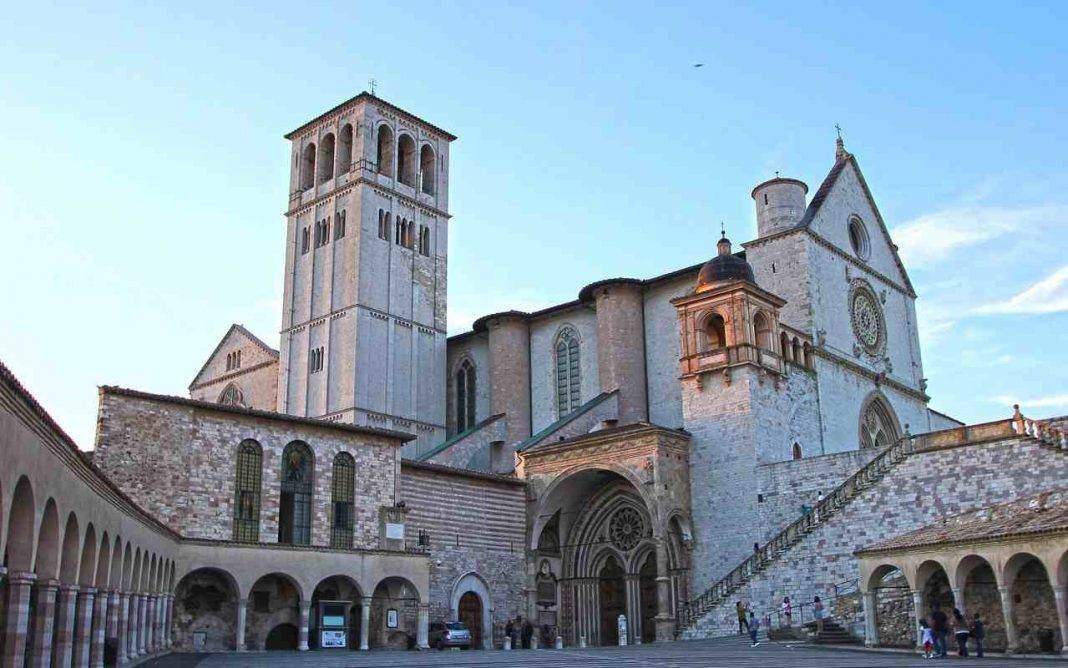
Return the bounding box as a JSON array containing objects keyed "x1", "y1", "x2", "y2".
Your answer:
[
  {"x1": 609, "y1": 507, "x2": 645, "y2": 552},
  {"x1": 848, "y1": 216, "x2": 871, "y2": 260},
  {"x1": 849, "y1": 282, "x2": 885, "y2": 354}
]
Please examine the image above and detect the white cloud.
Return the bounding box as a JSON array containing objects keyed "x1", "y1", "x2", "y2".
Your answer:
[
  {"x1": 991, "y1": 394, "x2": 1068, "y2": 410},
  {"x1": 975, "y1": 265, "x2": 1068, "y2": 315},
  {"x1": 892, "y1": 205, "x2": 1063, "y2": 267}
]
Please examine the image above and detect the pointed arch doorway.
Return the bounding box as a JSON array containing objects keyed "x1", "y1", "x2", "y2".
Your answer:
[
  {"x1": 598, "y1": 556, "x2": 625, "y2": 645},
  {"x1": 458, "y1": 592, "x2": 483, "y2": 648}
]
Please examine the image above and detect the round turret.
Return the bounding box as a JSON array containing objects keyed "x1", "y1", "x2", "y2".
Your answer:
[
  {"x1": 751, "y1": 177, "x2": 808, "y2": 237},
  {"x1": 696, "y1": 236, "x2": 755, "y2": 292}
]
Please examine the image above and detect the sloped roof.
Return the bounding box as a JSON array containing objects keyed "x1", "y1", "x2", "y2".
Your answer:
[
  {"x1": 188, "y1": 324, "x2": 279, "y2": 390},
  {"x1": 857, "y1": 489, "x2": 1068, "y2": 554},
  {"x1": 795, "y1": 150, "x2": 915, "y2": 295}
]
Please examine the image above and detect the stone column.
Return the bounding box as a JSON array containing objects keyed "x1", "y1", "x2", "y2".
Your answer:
[
  {"x1": 623, "y1": 575, "x2": 640, "y2": 644},
  {"x1": 999, "y1": 587, "x2": 1019, "y2": 654},
  {"x1": 654, "y1": 540, "x2": 675, "y2": 642},
  {"x1": 27, "y1": 578, "x2": 58, "y2": 667},
  {"x1": 911, "y1": 591, "x2": 924, "y2": 650},
  {"x1": 166, "y1": 594, "x2": 175, "y2": 648},
  {"x1": 234, "y1": 599, "x2": 247, "y2": 651},
  {"x1": 73, "y1": 587, "x2": 97, "y2": 667},
  {"x1": 297, "y1": 600, "x2": 311, "y2": 651},
  {"x1": 359, "y1": 598, "x2": 371, "y2": 650},
  {"x1": 151, "y1": 595, "x2": 161, "y2": 651},
  {"x1": 116, "y1": 592, "x2": 130, "y2": 666},
  {"x1": 137, "y1": 593, "x2": 147, "y2": 655},
  {"x1": 126, "y1": 594, "x2": 139, "y2": 660},
  {"x1": 1, "y1": 571, "x2": 35, "y2": 668},
  {"x1": 52, "y1": 584, "x2": 79, "y2": 667},
  {"x1": 106, "y1": 590, "x2": 120, "y2": 643},
  {"x1": 1054, "y1": 586, "x2": 1068, "y2": 655},
  {"x1": 416, "y1": 604, "x2": 429, "y2": 649},
  {"x1": 862, "y1": 591, "x2": 878, "y2": 646},
  {"x1": 90, "y1": 586, "x2": 109, "y2": 667},
  {"x1": 148, "y1": 595, "x2": 158, "y2": 653}
]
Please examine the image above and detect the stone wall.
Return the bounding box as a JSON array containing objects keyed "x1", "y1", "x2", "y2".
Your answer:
[
  {"x1": 400, "y1": 462, "x2": 527, "y2": 648},
  {"x1": 528, "y1": 306, "x2": 599, "y2": 434},
  {"x1": 681, "y1": 435, "x2": 1068, "y2": 639},
  {"x1": 94, "y1": 388, "x2": 403, "y2": 548}
]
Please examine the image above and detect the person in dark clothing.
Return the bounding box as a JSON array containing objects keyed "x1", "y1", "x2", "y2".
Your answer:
[
  {"x1": 736, "y1": 601, "x2": 749, "y2": 634},
  {"x1": 951, "y1": 608, "x2": 969, "y2": 657},
  {"x1": 929, "y1": 604, "x2": 949, "y2": 658},
  {"x1": 748, "y1": 611, "x2": 760, "y2": 647},
  {"x1": 505, "y1": 619, "x2": 514, "y2": 647},
  {"x1": 972, "y1": 612, "x2": 985, "y2": 658},
  {"x1": 521, "y1": 619, "x2": 533, "y2": 649}
]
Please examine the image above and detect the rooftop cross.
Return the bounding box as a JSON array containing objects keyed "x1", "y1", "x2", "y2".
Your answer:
[{"x1": 369, "y1": 78, "x2": 378, "y2": 96}]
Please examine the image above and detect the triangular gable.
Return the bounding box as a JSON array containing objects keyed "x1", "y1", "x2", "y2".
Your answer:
[
  {"x1": 797, "y1": 152, "x2": 915, "y2": 295},
  {"x1": 188, "y1": 324, "x2": 279, "y2": 390}
]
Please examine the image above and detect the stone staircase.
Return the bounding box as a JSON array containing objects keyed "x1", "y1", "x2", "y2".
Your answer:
[
  {"x1": 808, "y1": 619, "x2": 862, "y2": 645},
  {"x1": 677, "y1": 411, "x2": 1068, "y2": 639},
  {"x1": 677, "y1": 435, "x2": 916, "y2": 631}
]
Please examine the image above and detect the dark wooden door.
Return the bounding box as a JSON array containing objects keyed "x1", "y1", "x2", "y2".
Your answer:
[
  {"x1": 639, "y1": 552, "x2": 658, "y2": 643},
  {"x1": 458, "y1": 591, "x2": 482, "y2": 647},
  {"x1": 599, "y1": 557, "x2": 625, "y2": 646}
]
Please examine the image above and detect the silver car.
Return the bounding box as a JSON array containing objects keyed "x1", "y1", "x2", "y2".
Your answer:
[{"x1": 429, "y1": 621, "x2": 472, "y2": 649}]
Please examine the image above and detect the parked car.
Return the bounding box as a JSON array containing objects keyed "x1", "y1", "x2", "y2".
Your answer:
[{"x1": 428, "y1": 621, "x2": 472, "y2": 649}]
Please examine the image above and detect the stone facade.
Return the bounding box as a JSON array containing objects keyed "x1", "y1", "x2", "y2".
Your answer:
[{"x1": 188, "y1": 324, "x2": 279, "y2": 412}]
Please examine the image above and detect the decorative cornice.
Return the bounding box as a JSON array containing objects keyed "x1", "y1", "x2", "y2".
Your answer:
[
  {"x1": 283, "y1": 91, "x2": 457, "y2": 142},
  {"x1": 813, "y1": 346, "x2": 929, "y2": 402},
  {"x1": 287, "y1": 176, "x2": 451, "y2": 220},
  {"x1": 855, "y1": 525, "x2": 1068, "y2": 557},
  {"x1": 284, "y1": 305, "x2": 445, "y2": 337}
]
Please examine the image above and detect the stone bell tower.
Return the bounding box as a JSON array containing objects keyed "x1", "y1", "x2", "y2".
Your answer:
[{"x1": 276, "y1": 93, "x2": 456, "y2": 455}]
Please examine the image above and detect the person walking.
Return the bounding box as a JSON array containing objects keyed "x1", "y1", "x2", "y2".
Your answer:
[
  {"x1": 815, "y1": 490, "x2": 824, "y2": 522},
  {"x1": 736, "y1": 601, "x2": 749, "y2": 634},
  {"x1": 971, "y1": 612, "x2": 985, "y2": 658},
  {"x1": 951, "y1": 608, "x2": 969, "y2": 657},
  {"x1": 929, "y1": 603, "x2": 948, "y2": 658},
  {"x1": 920, "y1": 619, "x2": 934, "y2": 659},
  {"x1": 748, "y1": 611, "x2": 760, "y2": 647},
  {"x1": 813, "y1": 595, "x2": 825, "y2": 634},
  {"x1": 781, "y1": 596, "x2": 793, "y2": 627},
  {"x1": 521, "y1": 618, "x2": 533, "y2": 649}
]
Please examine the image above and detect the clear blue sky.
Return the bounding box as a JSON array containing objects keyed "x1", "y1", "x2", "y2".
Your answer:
[{"x1": 2, "y1": 2, "x2": 1065, "y2": 448}]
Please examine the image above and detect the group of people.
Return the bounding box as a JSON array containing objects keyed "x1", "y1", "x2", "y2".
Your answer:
[
  {"x1": 503, "y1": 617, "x2": 536, "y2": 649},
  {"x1": 735, "y1": 595, "x2": 828, "y2": 648},
  {"x1": 920, "y1": 603, "x2": 985, "y2": 659}
]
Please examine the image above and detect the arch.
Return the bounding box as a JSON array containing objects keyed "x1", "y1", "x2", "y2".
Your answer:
[
  {"x1": 310, "y1": 574, "x2": 364, "y2": 650},
  {"x1": 598, "y1": 554, "x2": 626, "y2": 645},
  {"x1": 5, "y1": 475, "x2": 36, "y2": 571},
  {"x1": 455, "y1": 358, "x2": 476, "y2": 433},
  {"x1": 78, "y1": 523, "x2": 98, "y2": 586},
  {"x1": 753, "y1": 311, "x2": 773, "y2": 350},
  {"x1": 450, "y1": 572, "x2": 492, "y2": 649},
  {"x1": 317, "y1": 133, "x2": 335, "y2": 184},
  {"x1": 95, "y1": 531, "x2": 112, "y2": 588},
  {"x1": 34, "y1": 498, "x2": 60, "y2": 579},
  {"x1": 700, "y1": 311, "x2": 727, "y2": 351},
  {"x1": 377, "y1": 210, "x2": 389, "y2": 240},
  {"x1": 848, "y1": 214, "x2": 871, "y2": 260},
  {"x1": 330, "y1": 452, "x2": 356, "y2": 548},
  {"x1": 376, "y1": 125, "x2": 394, "y2": 176},
  {"x1": 218, "y1": 382, "x2": 245, "y2": 407},
  {"x1": 59, "y1": 512, "x2": 80, "y2": 583},
  {"x1": 792, "y1": 442, "x2": 803, "y2": 460},
  {"x1": 234, "y1": 439, "x2": 263, "y2": 542},
  {"x1": 554, "y1": 326, "x2": 582, "y2": 418},
  {"x1": 397, "y1": 134, "x2": 416, "y2": 186},
  {"x1": 278, "y1": 441, "x2": 314, "y2": 545},
  {"x1": 419, "y1": 144, "x2": 435, "y2": 195},
  {"x1": 149, "y1": 554, "x2": 157, "y2": 593},
  {"x1": 780, "y1": 332, "x2": 792, "y2": 361},
  {"x1": 139, "y1": 550, "x2": 150, "y2": 590},
  {"x1": 1004, "y1": 552, "x2": 1060, "y2": 652},
  {"x1": 370, "y1": 576, "x2": 421, "y2": 649},
  {"x1": 121, "y1": 543, "x2": 132, "y2": 590},
  {"x1": 955, "y1": 554, "x2": 1005, "y2": 650},
  {"x1": 792, "y1": 338, "x2": 803, "y2": 364},
  {"x1": 299, "y1": 143, "x2": 316, "y2": 190},
  {"x1": 859, "y1": 391, "x2": 901, "y2": 450},
  {"x1": 803, "y1": 341, "x2": 814, "y2": 368},
  {"x1": 109, "y1": 536, "x2": 123, "y2": 586},
  {"x1": 418, "y1": 225, "x2": 430, "y2": 256},
  {"x1": 338, "y1": 123, "x2": 353, "y2": 173},
  {"x1": 637, "y1": 550, "x2": 658, "y2": 643},
  {"x1": 865, "y1": 563, "x2": 913, "y2": 647},
  {"x1": 174, "y1": 567, "x2": 241, "y2": 651},
  {"x1": 130, "y1": 548, "x2": 141, "y2": 592}
]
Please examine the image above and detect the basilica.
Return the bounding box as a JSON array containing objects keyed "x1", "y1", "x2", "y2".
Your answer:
[{"x1": 1, "y1": 93, "x2": 1066, "y2": 666}]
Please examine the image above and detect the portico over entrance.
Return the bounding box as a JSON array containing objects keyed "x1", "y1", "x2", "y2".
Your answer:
[{"x1": 517, "y1": 422, "x2": 692, "y2": 645}]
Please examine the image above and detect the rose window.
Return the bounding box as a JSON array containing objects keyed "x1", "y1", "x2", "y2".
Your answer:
[
  {"x1": 849, "y1": 284, "x2": 885, "y2": 354},
  {"x1": 609, "y1": 507, "x2": 645, "y2": 551}
]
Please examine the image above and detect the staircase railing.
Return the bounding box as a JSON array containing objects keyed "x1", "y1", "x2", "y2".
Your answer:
[
  {"x1": 1014, "y1": 404, "x2": 1068, "y2": 450},
  {"x1": 678, "y1": 435, "x2": 917, "y2": 629}
]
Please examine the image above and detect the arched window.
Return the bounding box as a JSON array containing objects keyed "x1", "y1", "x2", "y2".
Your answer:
[
  {"x1": 753, "y1": 312, "x2": 773, "y2": 350},
  {"x1": 279, "y1": 441, "x2": 313, "y2": 545},
  {"x1": 300, "y1": 143, "x2": 316, "y2": 190},
  {"x1": 803, "y1": 342, "x2": 814, "y2": 368},
  {"x1": 456, "y1": 360, "x2": 476, "y2": 432},
  {"x1": 793, "y1": 338, "x2": 803, "y2": 364},
  {"x1": 338, "y1": 124, "x2": 353, "y2": 174},
  {"x1": 301, "y1": 226, "x2": 310, "y2": 254},
  {"x1": 376, "y1": 125, "x2": 394, "y2": 176},
  {"x1": 219, "y1": 383, "x2": 245, "y2": 407},
  {"x1": 860, "y1": 397, "x2": 899, "y2": 450},
  {"x1": 555, "y1": 328, "x2": 581, "y2": 417},
  {"x1": 702, "y1": 313, "x2": 727, "y2": 351},
  {"x1": 792, "y1": 443, "x2": 803, "y2": 460},
  {"x1": 334, "y1": 210, "x2": 346, "y2": 240},
  {"x1": 419, "y1": 144, "x2": 435, "y2": 195},
  {"x1": 330, "y1": 453, "x2": 355, "y2": 548},
  {"x1": 419, "y1": 226, "x2": 430, "y2": 256},
  {"x1": 780, "y1": 332, "x2": 792, "y2": 362},
  {"x1": 397, "y1": 134, "x2": 416, "y2": 186},
  {"x1": 317, "y1": 133, "x2": 335, "y2": 184},
  {"x1": 233, "y1": 440, "x2": 262, "y2": 542},
  {"x1": 378, "y1": 210, "x2": 389, "y2": 240}
]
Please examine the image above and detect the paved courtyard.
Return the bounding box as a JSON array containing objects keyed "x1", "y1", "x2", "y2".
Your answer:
[{"x1": 143, "y1": 636, "x2": 1066, "y2": 667}]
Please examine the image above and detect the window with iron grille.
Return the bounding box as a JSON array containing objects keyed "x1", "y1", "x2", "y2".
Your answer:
[
  {"x1": 233, "y1": 440, "x2": 262, "y2": 542},
  {"x1": 279, "y1": 441, "x2": 313, "y2": 545},
  {"x1": 331, "y1": 452, "x2": 355, "y2": 548},
  {"x1": 555, "y1": 328, "x2": 581, "y2": 417}
]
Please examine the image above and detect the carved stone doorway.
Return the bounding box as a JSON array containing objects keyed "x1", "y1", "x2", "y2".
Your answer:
[{"x1": 599, "y1": 556, "x2": 625, "y2": 646}]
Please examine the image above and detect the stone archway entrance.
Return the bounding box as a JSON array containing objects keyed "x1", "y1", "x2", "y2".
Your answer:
[
  {"x1": 458, "y1": 592, "x2": 482, "y2": 648},
  {"x1": 599, "y1": 556, "x2": 625, "y2": 646}
]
